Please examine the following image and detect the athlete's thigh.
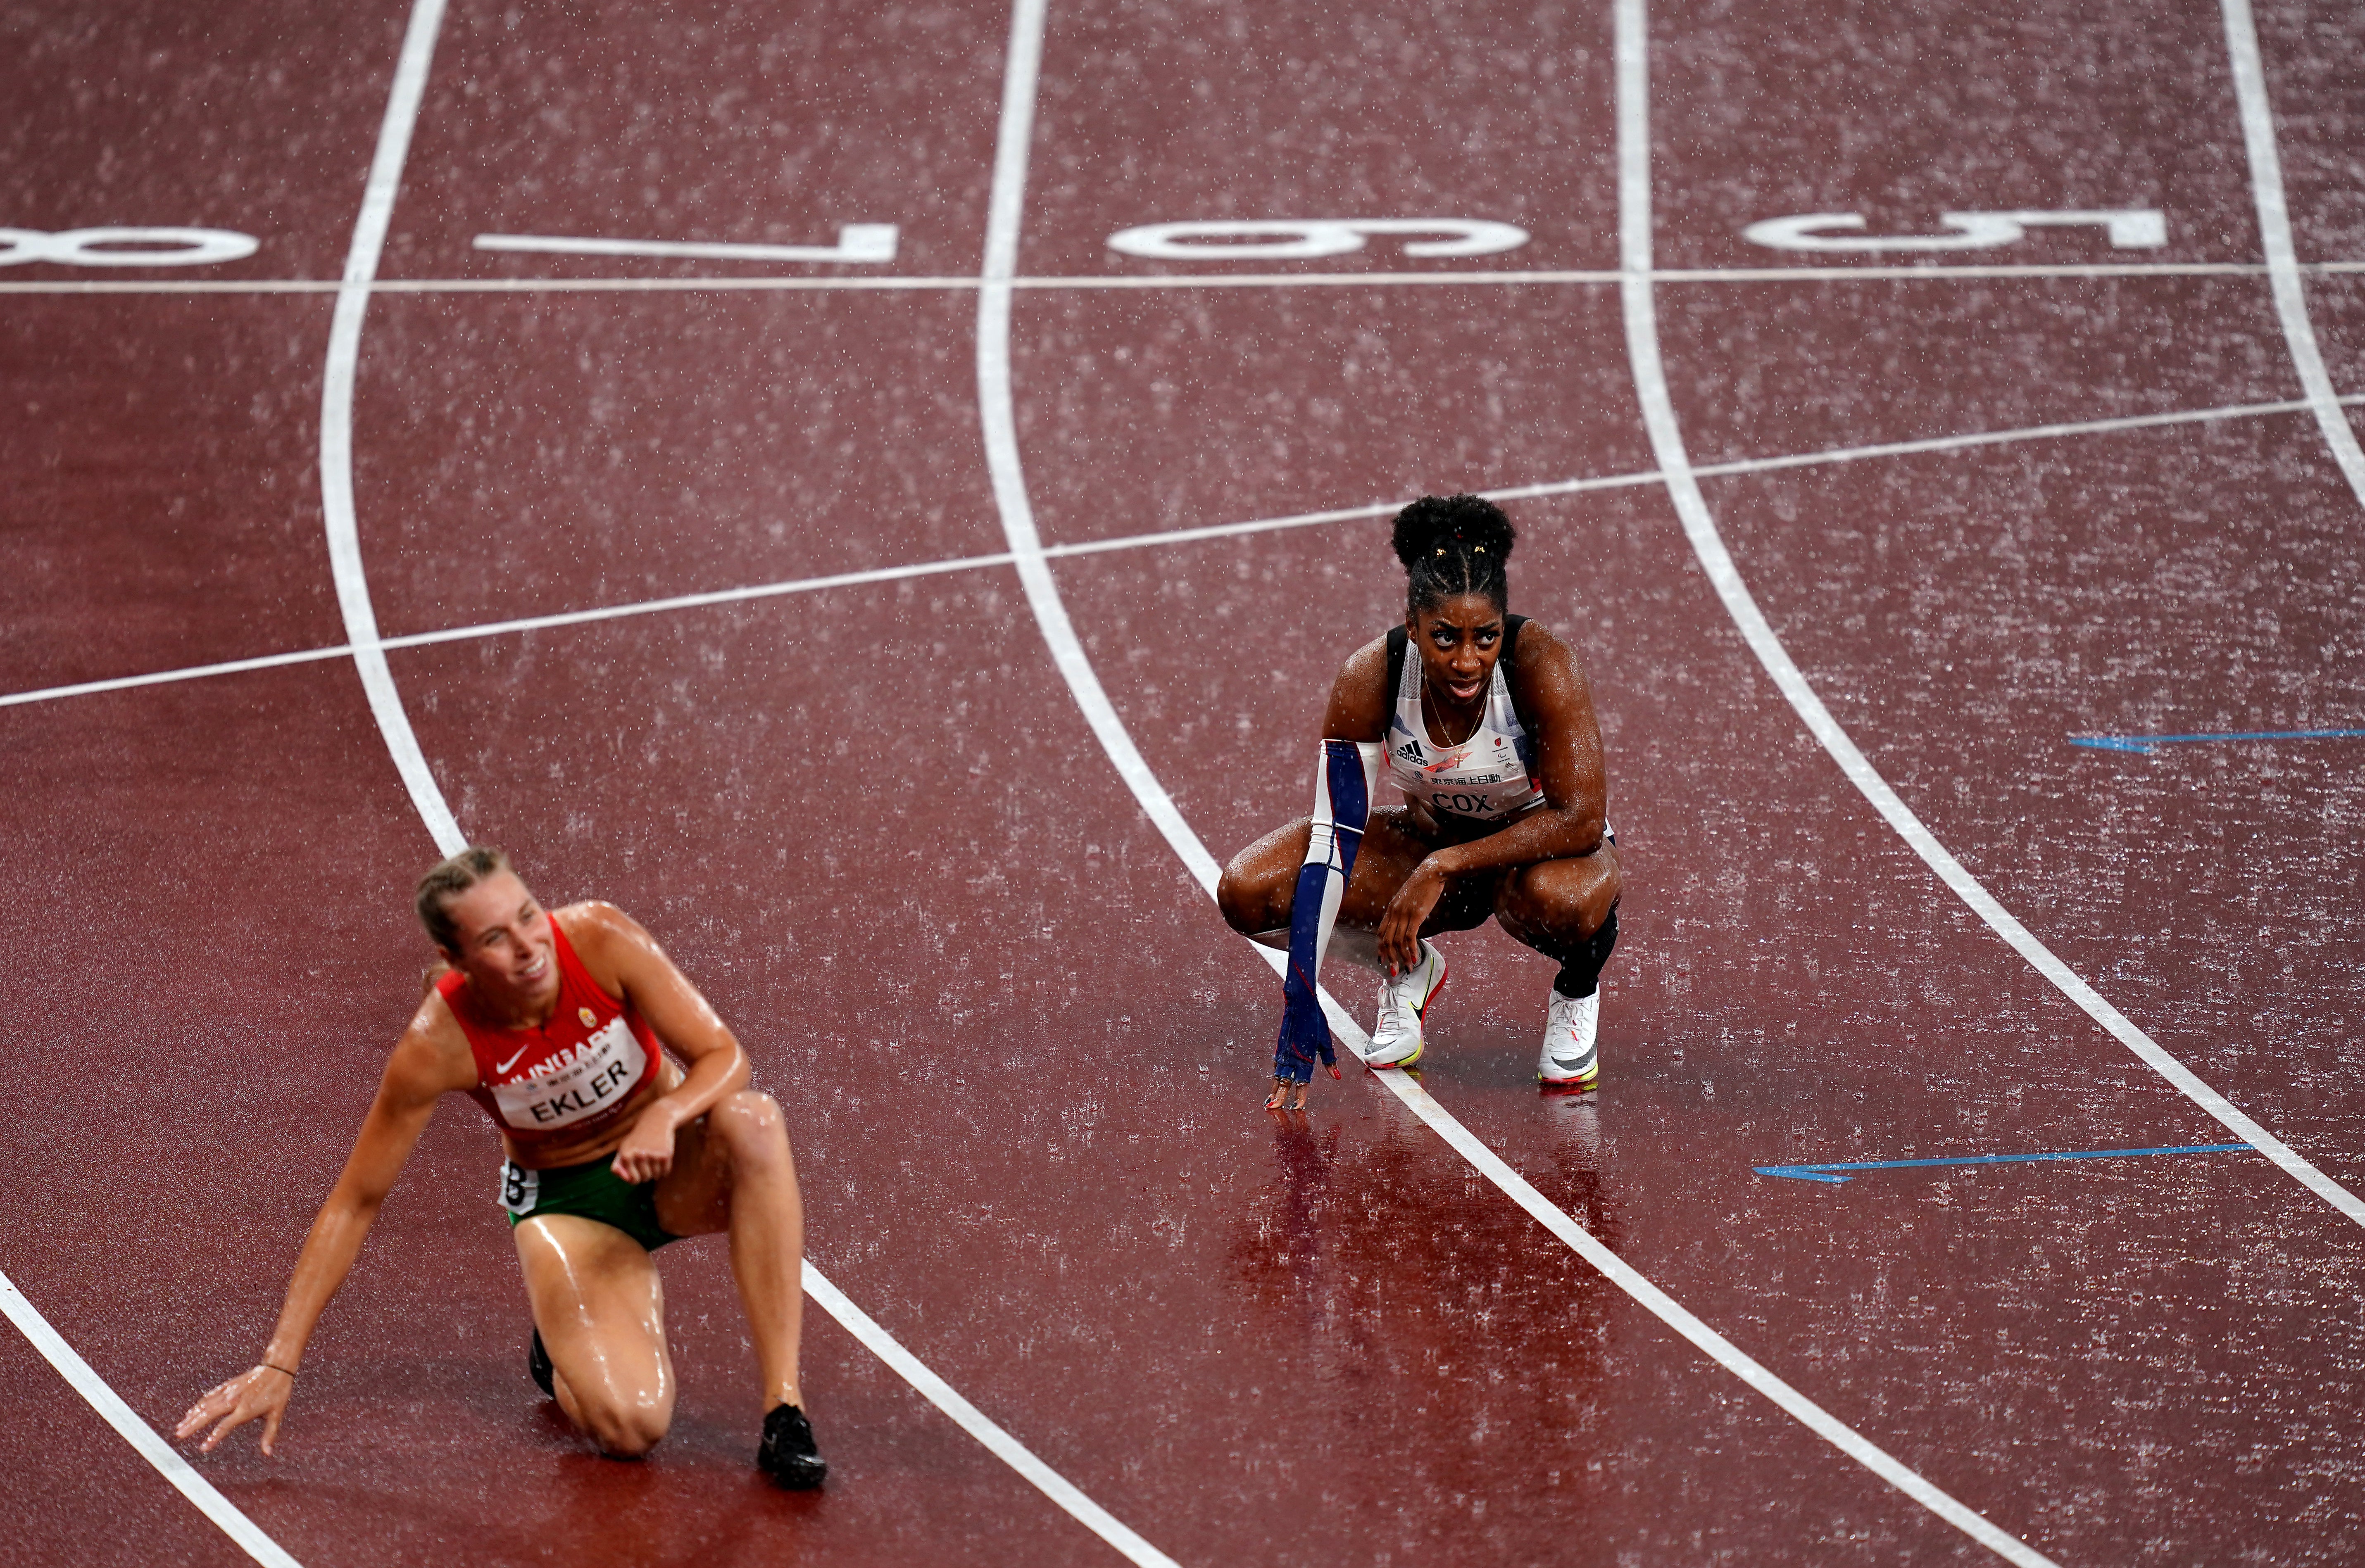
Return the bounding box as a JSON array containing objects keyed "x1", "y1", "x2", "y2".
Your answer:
[
  {"x1": 1336, "y1": 808, "x2": 1443, "y2": 927},
  {"x1": 514, "y1": 1214, "x2": 672, "y2": 1401},
  {"x1": 653, "y1": 1093, "x2": 800, "y2": 1240},
  {"x1": 651, "y1": 1112, "x2": 729, "y2": 1238},
  {"x1": 1495, "y1": 842, "x2": 1622, "y2": 943},
  {"x1": 1425, "y1": 864, "x2": 1506, "y2": 935},
  {"x1": 1224, "y1": 808, "x2": 1438, "y2": 931}
]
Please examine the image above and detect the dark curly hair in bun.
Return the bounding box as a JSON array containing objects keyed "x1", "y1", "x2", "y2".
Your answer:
[{"x1": 1392, "y1": 494, "x2": 1515, "y2": 615}]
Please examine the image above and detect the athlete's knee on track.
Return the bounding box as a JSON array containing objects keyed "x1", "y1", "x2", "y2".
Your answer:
[
  {"x1": 1589, "y1": 842, "x2": 1623, "y2": 912},
  {"x1": 556, "y1": 1361, "x2": 672, "y2": 1457},
  {"x1": 1492, "y1": 862, "x2": 1551, "y2": 930},
  {"x1": 1217, "y1": 818, "x2": 1316, "y2": 936},
  {"x1": 580, "y1": 1399, "x2": 670, "y2": 1459}
]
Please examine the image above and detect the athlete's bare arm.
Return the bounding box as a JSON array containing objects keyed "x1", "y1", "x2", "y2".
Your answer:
[
  {"x1": 1371, "y1": 623, "x2": 1611, "y2": 972},
  {"x1": 561, "y1": 902, "x2": 752, "y2": 1185},
  {"x1": 1424, "y1": 622, "x2": 1607, "y2": 869},
  {"x1": 1318, "y1": 636, "x2": 1394, "y2": 743},
  {"x1": 174, "y1": 998, "x2": 477, "y2": 1455}
]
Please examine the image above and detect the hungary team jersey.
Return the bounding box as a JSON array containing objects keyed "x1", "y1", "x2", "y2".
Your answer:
[{"x1": 438, "y1": 916, "x2": 661, "y2": 1152}]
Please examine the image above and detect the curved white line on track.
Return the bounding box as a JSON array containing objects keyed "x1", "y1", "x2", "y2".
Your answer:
[
  {"x1": 1611, "y1": 0, "x2": 2365, "y2": 1234},
  {"x1": 321, "y1": 0, "x2": 464, "y2": 852},
  {"x1": 0, "y1": 6, "x2": 459, "y2": 1562},
  {"x1": 977, "y1": 4, "x2": 2055, "y2": 1563},
  {"x1": 2218, "y1": 0, "x2": 2365, "y2": 502},
  {"x1": 0, "y1": 1269, "x2": 300, "y2": 1567},
  {"x1": 799, "y1": 1266, "x2": 1179, "y2": 1568},
  {"x1": 307, "y1": 3, "x2": 1182, "y2": 1563},
  {"x1": 0, "y1": 2, "x2": 1174, "y2": 1563},
  {"x1": 978, "y1": 0, "x2": 1220, "y2": 897}
]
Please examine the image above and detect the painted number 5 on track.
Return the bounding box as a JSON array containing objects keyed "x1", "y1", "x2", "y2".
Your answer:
[{"x1": 1744, "y1": 208, "x2": 2166, "y2": 252}]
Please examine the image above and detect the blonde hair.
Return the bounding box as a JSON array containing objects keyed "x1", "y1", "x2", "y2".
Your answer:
[{"x1": 414, "y1": 846, "x2": 515, "y2": 952}]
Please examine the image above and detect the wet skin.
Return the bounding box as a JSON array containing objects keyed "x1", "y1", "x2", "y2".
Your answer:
[
  {"x1": 1218, "y1": 593, "x2": 1622, "y2": 1105},
  {"x1": 175, "y1": 872, "x2": 809, "y2": 1460}
]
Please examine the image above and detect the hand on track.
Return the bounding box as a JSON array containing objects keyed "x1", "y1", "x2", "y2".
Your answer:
[
  {"x1": 176, "y1": 1364, "x2": 293, "y2": 1456},
  {"x1": 1266, "y1": 1077, "x2": 1310, "y2": 1112}
]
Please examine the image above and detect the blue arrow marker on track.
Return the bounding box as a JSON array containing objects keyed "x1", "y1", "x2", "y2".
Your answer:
[
  {"x1": 1756, "y1": 1143, "x2": 2254, "y2": 1184},
  {"x1": 2071, "y1": 727, "x2": 2365, "y2": 755}
]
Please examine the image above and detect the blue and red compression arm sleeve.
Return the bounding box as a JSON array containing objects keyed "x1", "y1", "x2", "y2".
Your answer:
[{"x1": 1273, "y1": 739, "x2": 1383, "y2": 1084}]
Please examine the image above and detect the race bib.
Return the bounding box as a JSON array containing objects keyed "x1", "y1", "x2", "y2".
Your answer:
[
  {"x1": 499, "y1": 1161, "x2": 539, "y2": 1215},
  {"x1": 490, "y1": 1016, "x2": 647, "y2": 1131}
]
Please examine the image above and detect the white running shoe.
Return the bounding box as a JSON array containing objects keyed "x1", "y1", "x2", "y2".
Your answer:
[
  {"x1": 1362, "y1": 941, "x2": 1446, "y2": 1068},
  {"x1": 1538, "y1": 990, "x2": 1601, "y2": 1090}
]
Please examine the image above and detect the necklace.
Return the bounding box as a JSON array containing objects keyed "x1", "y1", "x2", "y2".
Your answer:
[{"x1": 1422, "y1": 679, "x2": 1484, "y2": 748}]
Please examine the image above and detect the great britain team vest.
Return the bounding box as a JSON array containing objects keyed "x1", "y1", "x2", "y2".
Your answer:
[{"x1": 1382, "y1": 616, "x2": 1548, "y2": 827}]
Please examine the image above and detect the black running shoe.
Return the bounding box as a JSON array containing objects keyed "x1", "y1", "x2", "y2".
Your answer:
[
  {"x1": 757, "y1": 1403, "x2": 827, "y2": 1490},
  {"x1": 528, "y1": 1329, "x2": 554, "y2": 1397}
]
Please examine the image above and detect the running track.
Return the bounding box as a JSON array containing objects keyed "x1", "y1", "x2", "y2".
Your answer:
[{"x1": 3, "y1": 0, "x2": 2363, "y2": 1563}]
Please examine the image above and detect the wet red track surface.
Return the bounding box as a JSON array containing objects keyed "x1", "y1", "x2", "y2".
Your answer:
[{"x1": 5, "y1": 0, "x2": 2364, "y2": 1564}]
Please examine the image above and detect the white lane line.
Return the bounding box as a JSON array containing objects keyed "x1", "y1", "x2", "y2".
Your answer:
[
  {"x1": 978, "y1": 4, "x2": 2055, "y2": 1563},
  {"x1": 371, "y1": 553, "x2": 1015, "y2": 647},
  {"x1": 0, "y1": 646, "x2": 359, "y2": 708},
  {"x1": 320, "y1": 0, "x2": 464, "y2": 853},
  {"x1": 0, "y1": 2, "x2": 461, "y2": 1563},
  {"x1": 1041, "y1": 390, "x2": 2365, "y2": 555},
  {"x1": 1659, "y1": 262, "x2": 2282, "y2": 282},
  {"x1": 1688, "y1": 393, "x2": 2363, "y2": 478},
  {"x1": 1249, "y1": 950, "x2": 2052, "y2": 1568},
  {"x1": 979, "y1": 0, "x2": 1223, "y2": 896},
  {"x1": 473, "y1": 227, "x2": 898, "y2": 264},
  {"x1": 1260, "y1": 936, "x2": 2063, "y2": 1563},
  {"x1": 0, "y1": 1269, "x2": 299, "y2": 1568},
  {"x1": 13, "y1": 388, "x2": 2361, "y2": 715},
  {"x1": 1378, "y1": 1079, "x2": 2049, "y2": 1558},
  {"x1": 14, "y1": 259, "x2": 2365, "y2": 295},
  {"x1": 2219, "y1": 0, "x2": 2365, "y2": 503},
  {"x1": 803, "y1": 1261, "x2": 1182, "y2": 1564},
  {"x1": 799, "y1": 1265, "x2": 1180, "y2": 1568},
  {"x1": 0, "y1": 556, "x2": 1023, "y2": 710},
  {"x1": 288, "y1": 0, "x2": 1196, "y2": 1558},
  {"x1": 1611, "y1": 0, "x2": 2365, "y2": 1234}
]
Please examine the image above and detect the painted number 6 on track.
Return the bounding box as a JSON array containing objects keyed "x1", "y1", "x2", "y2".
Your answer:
[{"x1": 1107, "y1": 219, "x2": 1529, "y2": 261}]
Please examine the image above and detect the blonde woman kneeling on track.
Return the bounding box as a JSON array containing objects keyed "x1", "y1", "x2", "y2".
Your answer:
[{"x1": 177, "y1": 847, "x2": 826, "y2": 1487}]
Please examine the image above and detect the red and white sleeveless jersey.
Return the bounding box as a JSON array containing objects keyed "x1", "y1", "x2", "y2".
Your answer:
[{"x1": 438, "y1": 915, "x2": 661, "y2": 1150}]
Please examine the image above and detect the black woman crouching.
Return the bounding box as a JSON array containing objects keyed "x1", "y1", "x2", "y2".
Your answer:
[{"x1": 1218, "y1": 495, "x2": 1621, "y2": 1108}]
